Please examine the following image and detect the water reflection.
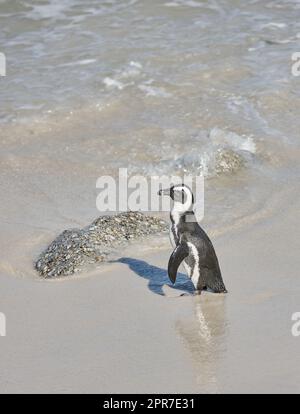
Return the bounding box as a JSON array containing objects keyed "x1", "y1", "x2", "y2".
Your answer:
[{"x1": 176, "y1": 294, "x2": 228, "y2": 392}]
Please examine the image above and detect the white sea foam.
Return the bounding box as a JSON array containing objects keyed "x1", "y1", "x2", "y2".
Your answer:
[
  {"x1": 60, "y1": 59, "x2": 97, "y2": 68},
  {"x1": 23, "y1": 0, "x2": 77, "y2": 20},
  {"x1": 20, "y1": 0, "x2": 139, "y2": 21},
  {"x1": 103, "y1": 61, "x2": 143, "y2": 91},
  {"x1": 129, "y1": 128, "x2": 256, "y2": 178},
  {"x1": 262, "y1": 22, "x2": 287, "y2": 29},
  {"x1": 209, "y1": 127, "x2": 256, "y2": 154},
  {"x1": 138, "y1": 84, "x2": 172, "y2": 98},
  {"x1": 77, "y1": 59, "x2": 97, "y2": 66},
  {"x1": 129, "y1": 61, "x2": 142, "y2": 69},
  {"x1": 119, "y1": 61, "x2": 143, "y2": 78},
  {"x1": 103, "y1": 77, "x2": 126, "y2": 90},
  {"x1": 165, "y1": 0, "x2": 203, "y2": 7}
]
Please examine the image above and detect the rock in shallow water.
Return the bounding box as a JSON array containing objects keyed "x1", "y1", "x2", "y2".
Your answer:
[{"x1": 35, "y1": 212, "x2": 168, "y2": 278}]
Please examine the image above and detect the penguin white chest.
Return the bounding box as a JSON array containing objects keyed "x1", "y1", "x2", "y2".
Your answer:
[
  {"x1": 169, "y1": 210, "x2": 200, "y2": 289},
  {"x1": 169, "y1": 226, "x2": 176, "y2": 248},
  {"x1": 187, "y1": 242, "x2": 200, "y2": 289},
  {"x1": 170, "y1": 210, "x2": 180, "y2": 243}
]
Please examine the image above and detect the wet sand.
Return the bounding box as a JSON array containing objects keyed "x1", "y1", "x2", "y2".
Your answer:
[{"x1": 0, "y1": 192, "x2": 299, "y2": 393}]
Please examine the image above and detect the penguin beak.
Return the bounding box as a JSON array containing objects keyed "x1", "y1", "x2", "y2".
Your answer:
[{"x1": 158, "y1": 188, "x2": 170, "y2": 196}]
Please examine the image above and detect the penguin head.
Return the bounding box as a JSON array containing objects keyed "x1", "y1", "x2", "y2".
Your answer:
[{"x1": 158, "y1": 184, "x2": 194, "y2": 213}]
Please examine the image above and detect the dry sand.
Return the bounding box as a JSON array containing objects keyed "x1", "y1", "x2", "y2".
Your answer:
[{"x1": 0, "y1": 193, "x2": 300, "y2": 393}]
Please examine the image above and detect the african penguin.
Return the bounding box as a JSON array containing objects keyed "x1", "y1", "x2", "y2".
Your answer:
[{"x1": 158, "y1": 184, "x2": 227, "y2": 294}]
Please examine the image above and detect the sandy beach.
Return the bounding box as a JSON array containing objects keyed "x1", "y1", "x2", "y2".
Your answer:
[{"x1": 1, "y1": 184, "x2": 299, "y2": 393}]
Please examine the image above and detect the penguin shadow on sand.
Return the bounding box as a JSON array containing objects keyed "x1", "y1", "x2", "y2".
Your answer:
[{"x1": 116, "y1": 257, "x2": 195, "y2": 297}]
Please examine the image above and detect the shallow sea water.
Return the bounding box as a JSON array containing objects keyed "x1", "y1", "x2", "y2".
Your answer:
[{"x1": 0, "y1": 0, "x2": 300, "y2": 277}]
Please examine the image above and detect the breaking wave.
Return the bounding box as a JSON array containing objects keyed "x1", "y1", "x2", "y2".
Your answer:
[{"x1": 128, "y1": 128, "x2": 256, "y2": 177}]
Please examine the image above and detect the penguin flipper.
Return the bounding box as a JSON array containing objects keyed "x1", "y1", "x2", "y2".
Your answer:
[{"x1": 168, "y1": 242, "x2": 189, "y2": 284}]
